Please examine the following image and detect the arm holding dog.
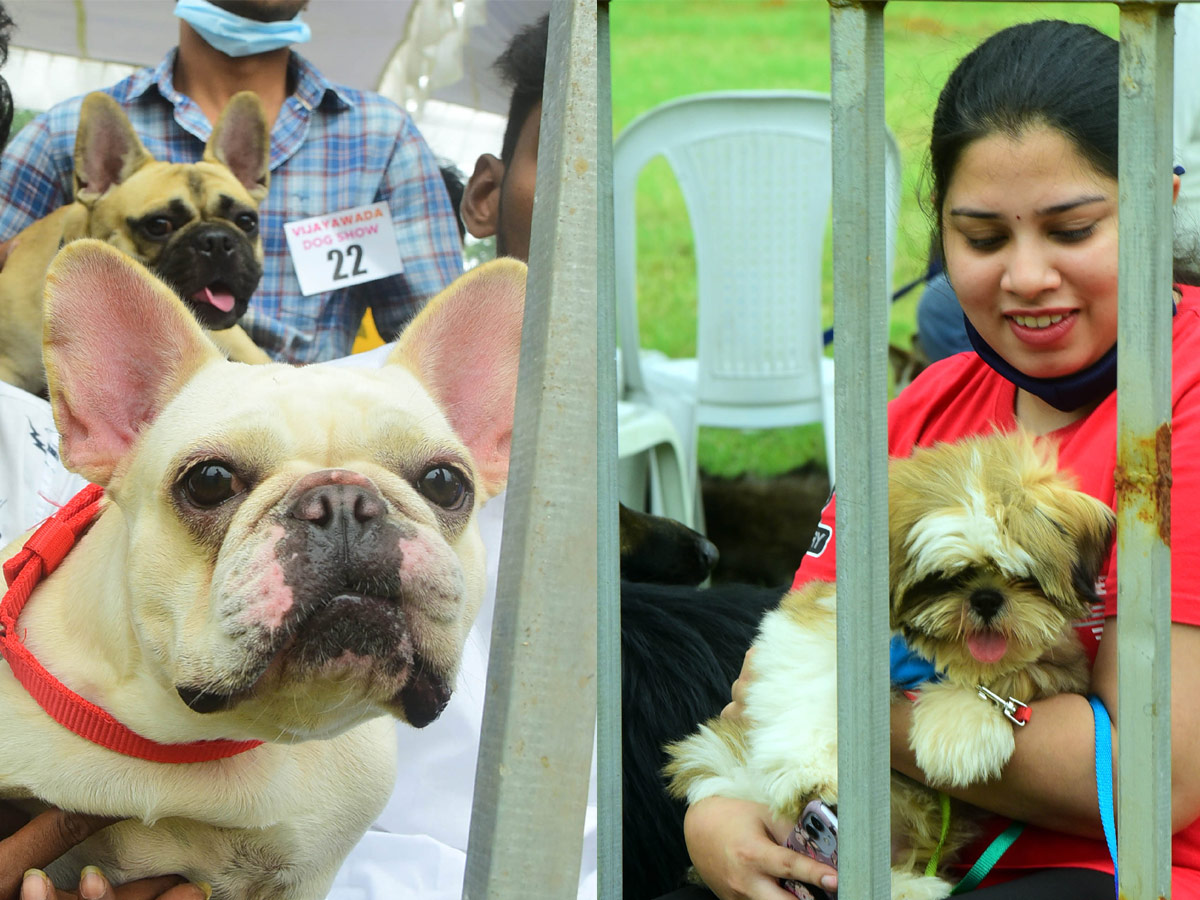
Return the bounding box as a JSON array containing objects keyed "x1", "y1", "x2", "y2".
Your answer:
[{"x1": 889, "y1": 619, "x2": 1200, "y2": 838}]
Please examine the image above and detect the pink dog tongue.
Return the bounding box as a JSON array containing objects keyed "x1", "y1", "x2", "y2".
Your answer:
[
  {"x1": 968, "y1": 632, "x2": 1008, "y2": 663},
  {"x1": 193, "y1": 286, "x2": 235, "y2": 313}
]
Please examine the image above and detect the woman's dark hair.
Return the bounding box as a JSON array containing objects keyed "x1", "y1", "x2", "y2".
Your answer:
[
  {"x1": 930, "y1": 21, "x2": 1116, "y2": 226},
  {"x1": 929, "y1": 19, "x2": 1200, "y2": 284}
]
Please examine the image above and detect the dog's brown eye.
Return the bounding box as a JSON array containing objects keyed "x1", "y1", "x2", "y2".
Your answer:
[
  {"x1": 184, "y1": 461, "x2": 243, "y2": 507},
  {"x1": 143, "y1": 217, "x2": 173, "y2": 238},
  {"x1": 234, "y1": 212, "x2": 258, "y2": 232},
  {"x1": 417, "y1": 466, "x2": 468, "y2": 510}
]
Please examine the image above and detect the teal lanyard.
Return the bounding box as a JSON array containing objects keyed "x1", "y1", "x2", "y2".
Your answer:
[
  {"x1": 951, "y1": 695, "x2": 1119, "y2": 895},
  {"x1": 950, "y1": 821, "x2": 1026, "y2": 894}
]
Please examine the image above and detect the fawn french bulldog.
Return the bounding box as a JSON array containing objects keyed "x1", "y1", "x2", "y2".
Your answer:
[
  {"x1": 0, "y1": 91, "x2": 272, "y2": 395},
  {"x1": 0, "y1": 240, "x2": 524, "y2": 898}
]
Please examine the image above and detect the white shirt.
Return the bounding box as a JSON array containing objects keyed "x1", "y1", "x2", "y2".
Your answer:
[{"x1": 0, "y1": 381, "x2": 87, "y2": 549}]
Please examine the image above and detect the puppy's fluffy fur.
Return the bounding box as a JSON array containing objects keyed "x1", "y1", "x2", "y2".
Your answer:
[
  {"x1": 665, "y1": 432, "x2": 1114, "y2": 898},
  {"x1": 622, "y1": 580, "x2": 785, "y2": 899}
]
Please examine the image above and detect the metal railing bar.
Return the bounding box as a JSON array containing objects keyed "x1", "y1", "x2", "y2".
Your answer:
[
  {"x1": 1116, "y1": 5, "x2": 1175, "y2": 896},
  {"x1": 597, "y1": 3, "x2": 623, "y2": 899},
  {"x1": 829, "y1": 2, "x2": 893, "y2": 897},
  {"x1": 462, "y1": 0, "x2": 599, "y2": 896}
]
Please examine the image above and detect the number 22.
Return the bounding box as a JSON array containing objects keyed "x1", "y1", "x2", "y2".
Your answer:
[{"x1": 328, "y1": 244, "x2": 367, "y2": 280}]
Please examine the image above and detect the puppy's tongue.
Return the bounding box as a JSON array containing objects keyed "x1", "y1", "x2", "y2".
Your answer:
[
  {"x1": 193, "y1": 286, "x2": 235, "y2": 313},
  {"x1": 968, "y1": 631, "x2": 1008, "y2": 663}
]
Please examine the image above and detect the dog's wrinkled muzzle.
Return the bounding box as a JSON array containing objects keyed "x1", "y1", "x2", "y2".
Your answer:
[{"x1": 176, "y1": 469, "x2": 460, "y2": 726}]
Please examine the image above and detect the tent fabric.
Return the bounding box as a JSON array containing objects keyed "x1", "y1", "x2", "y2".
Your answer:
[{"x1": 1, "y1": 0, "x2": 549, "y2": 172}]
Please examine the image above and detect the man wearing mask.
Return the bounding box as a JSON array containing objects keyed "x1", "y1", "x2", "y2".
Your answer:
[{"x1": 0, "y1": 0, "x2": 462, "y2": 364}]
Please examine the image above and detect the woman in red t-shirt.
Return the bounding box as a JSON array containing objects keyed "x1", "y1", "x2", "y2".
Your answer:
[{"x1": 677, "y1": 20, "x2": 1200, "y2": 900}]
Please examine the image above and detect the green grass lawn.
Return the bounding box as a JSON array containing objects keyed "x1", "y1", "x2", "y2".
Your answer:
[{"x1": 610, "y1": 0, "x2": 1117, "y2": 476}]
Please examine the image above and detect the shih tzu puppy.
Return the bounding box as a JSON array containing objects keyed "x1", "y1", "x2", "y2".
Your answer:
[{"x1": 664, "y1": 431, "x2": 1114, "y2": 899}]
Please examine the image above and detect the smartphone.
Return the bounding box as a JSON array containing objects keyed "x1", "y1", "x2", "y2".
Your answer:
[{"x1": 781, "y1": 800, "x2": 838, "y2": 900}]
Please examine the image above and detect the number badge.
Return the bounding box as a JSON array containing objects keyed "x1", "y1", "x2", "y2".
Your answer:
[{"x1": 284, "y1": 201, "x2": 405, "y2": 296}]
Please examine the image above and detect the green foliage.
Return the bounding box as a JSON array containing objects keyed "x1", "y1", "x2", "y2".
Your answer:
[
  {"x1": 610, "y1": 0, "x2": 1117, "y2": 477},
  {"x1": 10, "y1": 108, "x2": 35, "y2": 144}
]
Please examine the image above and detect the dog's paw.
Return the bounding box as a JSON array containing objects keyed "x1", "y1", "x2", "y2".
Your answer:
[
  {"x1": 909, "y1": 685, "x2": 1015, "y2": 787},
  {"x1": 891, "y1": 869, "x2": 953, "y2": 900}
]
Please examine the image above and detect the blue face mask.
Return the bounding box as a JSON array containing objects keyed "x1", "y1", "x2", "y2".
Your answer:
[{"x1": 175, "y1": 0, "x2": 311, "y2": 58}]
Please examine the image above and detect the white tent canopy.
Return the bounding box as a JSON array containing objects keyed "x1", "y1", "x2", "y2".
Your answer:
[{"x1": 2, "y1": 0, "x2": 550, "y2": 173}]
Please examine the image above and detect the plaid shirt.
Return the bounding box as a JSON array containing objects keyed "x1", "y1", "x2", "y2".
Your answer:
[{"x1": 0, "y1": 50, "x2": 463, "y2": 363}]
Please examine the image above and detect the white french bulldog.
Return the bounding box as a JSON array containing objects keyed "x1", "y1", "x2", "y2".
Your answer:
[{"x1": 0, "y1": 240, "x2": 525, "y2": 899}]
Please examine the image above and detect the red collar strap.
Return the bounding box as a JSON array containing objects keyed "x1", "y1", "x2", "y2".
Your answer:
[{"x1": 1, "y1": 484, "x2": 262, "y2": 764}]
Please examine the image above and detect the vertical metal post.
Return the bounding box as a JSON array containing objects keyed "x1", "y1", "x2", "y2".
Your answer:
[
  {"x1": 1116, "y1": 4, "x2": 1175, "y2": 896},
  {"x1": 829, "y1": 2, "x2": 892, "y2": 897},
  {"x1": 463, "y1": 1, "x2": 598, "y2": 897},
  {"x1": 597, "y1": 3, "x2": 623, "y2": 899}
]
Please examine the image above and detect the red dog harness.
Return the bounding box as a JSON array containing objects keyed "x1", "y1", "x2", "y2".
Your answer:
[{"x1": 0, "y1": 484, "x2": 262, "y2": 763}]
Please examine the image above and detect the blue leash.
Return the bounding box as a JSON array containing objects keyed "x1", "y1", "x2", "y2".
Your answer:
[
  {"x1": 821, "y1": 258, "x2": 943, "y2": 347},
  {"x1": 949, "y1": 694, "x2": 1118, "y2": 894},
  {"x1": 1088, "y1": 694, "x2": 1119, "y2": 897}
]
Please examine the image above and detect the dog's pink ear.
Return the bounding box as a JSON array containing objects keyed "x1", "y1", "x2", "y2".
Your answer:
[
  {"x1": 42, "y1": 240, "x2": 223, "y2": 486},
  {"x1": 73, "y1": 92, "x2": 154, "y2": 203},
  {"x1": 204, "y1": 91, "x2": 271, "y2": 202},
  {"x1": 388, "y1": 259, "x2": 525, "y2": 498}
]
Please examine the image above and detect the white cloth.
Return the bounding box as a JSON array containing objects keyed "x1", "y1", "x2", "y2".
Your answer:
[{"x1": 0, "y1": 381, "x2": 88, "y2": 549}]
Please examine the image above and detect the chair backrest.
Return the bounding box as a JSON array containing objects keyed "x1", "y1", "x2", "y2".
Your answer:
[{"x1": 614, "y1": 90, "x2": 902, "y2": 423}]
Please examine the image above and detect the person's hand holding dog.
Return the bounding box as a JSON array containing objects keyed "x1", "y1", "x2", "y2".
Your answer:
[
  {"x1": 0, "y1": 806, "x2": 207, "y2": 900},
  {"x1": 701, "y1": 647, "x2": 839, "y2": 899},
  {"x1": 683, "y1": 795, "x2": 837, "y2": 900}
]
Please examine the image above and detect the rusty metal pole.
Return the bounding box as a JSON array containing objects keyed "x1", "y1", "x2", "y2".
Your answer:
[{"x1": 1115, "y1": 4, "x2": 1175, "y2": 896}]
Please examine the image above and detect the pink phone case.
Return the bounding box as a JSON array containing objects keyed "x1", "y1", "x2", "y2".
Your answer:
[{"x1": 781, "y1": 800, "x2": 837, "y2": 899}]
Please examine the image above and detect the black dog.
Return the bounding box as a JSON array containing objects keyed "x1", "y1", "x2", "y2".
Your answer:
[
  {"x1": 619, "y1": 503, "x2": 719, "y2": 586},
  {"x1": 618, "y1": 504, "x2": 798, "y2": 898},
  {"x1": 621, "y1": 579, "x2": 785, "y2": 899}
]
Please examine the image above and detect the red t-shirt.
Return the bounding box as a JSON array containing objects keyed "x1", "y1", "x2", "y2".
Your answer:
[{"x1": 792, "y1": 285, "x2": 1200, "y2": 893}]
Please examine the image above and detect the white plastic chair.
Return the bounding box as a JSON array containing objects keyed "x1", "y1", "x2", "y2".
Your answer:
[
  {"x1": 616, "y1": 399, "x2": 693, "y2": 527},
  {"x1": 613, "y1": 342, "x2": 697, "y2": 528},
  {"x1": 614, "y1": 90, "x2": 903, "y2": 490}
]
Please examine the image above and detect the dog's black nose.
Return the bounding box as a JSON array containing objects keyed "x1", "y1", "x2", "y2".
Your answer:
[
  {"x1": 290, "y1": 483, "x2": 386, "y2": 538},
  {"x1": 970, "y1": 587, "x2": 1005, "y2": 621},
  {"x1": 193, "y1": 225, "x2": 237, "y2": 259}
]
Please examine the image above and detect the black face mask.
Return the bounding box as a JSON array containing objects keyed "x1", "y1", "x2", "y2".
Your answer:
[
  {"x1": 963, "y1": 314, "x2": 1117, "y2": 413},
  {"x1": 961, "y1": 297, "x2": 1177, "y2": 413}
]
